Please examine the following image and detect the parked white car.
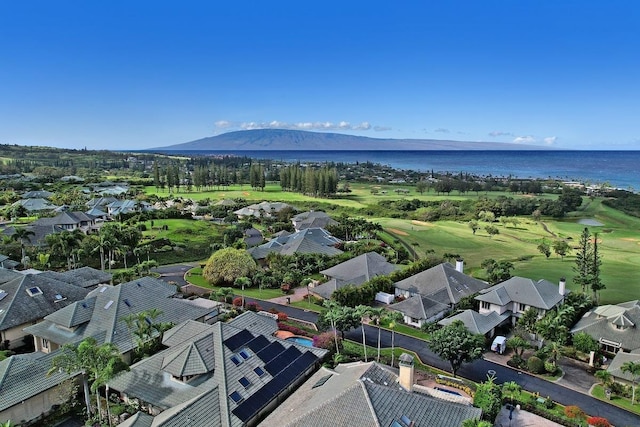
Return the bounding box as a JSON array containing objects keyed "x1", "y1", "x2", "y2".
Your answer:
[{"x1": 491, "y1": 336, "x2": 507, "y2": 354}]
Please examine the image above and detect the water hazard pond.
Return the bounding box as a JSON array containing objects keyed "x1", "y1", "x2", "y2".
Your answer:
[{"x1": 577, "y1": 218, "x2": 604, "y2": 226}]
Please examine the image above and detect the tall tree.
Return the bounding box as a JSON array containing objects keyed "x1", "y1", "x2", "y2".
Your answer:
[
  {"x1": 355, "y1": 305, "x2": 372, "y2": 362},
  {"x1": 369, "y1": 307, "x2": 386, "y2": 362},
  {"x1": 11, "y1": 227, "x2": 34, "y2": 266},
  {"x1": 590, "y1": 232, "x2": 605, "y2": 302},
  {"x1": 573, "y1": 227, "x2": 593, "y2": 293},
  {"x1": 429, "y1": 320, "x2": 484, "y2": 377},
  {"x1": 384, "y1": 310, "x2": 404, "y2": 367},
  {"x1": 622, "y1": 361, "x2": 640, "y2": 405}
]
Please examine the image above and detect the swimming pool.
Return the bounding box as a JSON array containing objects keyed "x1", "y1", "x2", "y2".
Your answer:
[{"x1": 286, "y1": 336, "x2": 314, "y2": 347}]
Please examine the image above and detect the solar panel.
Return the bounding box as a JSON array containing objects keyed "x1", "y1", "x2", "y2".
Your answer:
[
  {"x1": 246, "y1": 335, "x2": 269, "y2": 353},
  {"x1": 223, "y1": 329, "x2": 254, "y2": 352},
  {"x1": 264, "y1": 346, "x2": 302, "y2": 376},
  {"x1": 256, "y1": 341, "x2": 285, "y2": 364}
]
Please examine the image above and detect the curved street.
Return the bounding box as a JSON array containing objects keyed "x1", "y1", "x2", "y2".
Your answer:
[
  {"x1": 156, "y1": 267, "x2": 640, "y2": 427},
  {"x1": 248, "y1": 297, "x2": 640, "y2": 427}
]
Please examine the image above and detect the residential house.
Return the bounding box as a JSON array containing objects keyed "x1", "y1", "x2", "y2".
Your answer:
[
  {"x1": 391, "y1": 261, "x2": 488, "y2": 327},
  {"x1": 106, "y1": 199, "x2": 153, "y2": 217},
  {"x1": 571, "y1": 300, "x2": 640, "y2": 354},
  {"x1": 312, "y1": 252, "x2": 400, "y2": 300},
  {"x1": 476, "y1": 276, "x2": 567, "y2": 326},
  {"x1": 0, "y1": 254, "x2": 19, "y2": 270},
  {"x1": 234, "y1": 201, "x2": 294, "y2": 219},
  {"x1": 248, "y1": 228, "x2": 342, "y2": 261},
  {"x1": 31, "y1": 211, "x2": 99, "y2": 233},
  {"x1": 244, "y1": 227, "x2": 264, "y2": 247},
  {"x1": 22, "y1": 190, "x2": 54, "y2": 199},
  {"x1": 606, "y1": 349, "x2": 640, "y2": 385},
  {"x1": 0, "y1": 351, "x2": 73, "y2": 425},
  {"x1": 438, "y1": 309, "x2": 510, "y2": 338},
  {"x1": 292, "y1": 211, "x2": 338, "y2": 231},
  {"x1": 11, "y1": 198, "x2": 58, "y2": 213},
  {"x1": 24, "y1": 277, "x2": 216, "y2": 363},
  {"x1": 260, "y1": 353, "x2": 481, "y2": 427},
  {"x1": 110, "y1": 311, "x2": 327, "y2": 427},
  {"x1": 38, "y1": 266, "x2": 112, "y2": 290},
  {"x1": 0, "y1": 273, "x2": 91, "y2": 349}
]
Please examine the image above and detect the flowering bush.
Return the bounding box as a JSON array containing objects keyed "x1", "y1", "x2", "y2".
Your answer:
[
  {"x1": 277, "y1": 323, "x2": 307, "y2": 336},
  {"x1": 277, "y1": 312, "x2": 288, "y2": 321},
  {"x1": 586, "y1": 416, "x2": 611, "y2": 427},
  {"x1": 232, "y1": 297, "x2": 243, "y2": 307},
  {"x1": 564, "y1": 405, "x2": 584, "y2": 419},
  {"x1": 246, "y1": 302, "x2": 260, "y2": 312},
  {"x1": 313, "y1": 331, "x2": 340, "y2": 352}
]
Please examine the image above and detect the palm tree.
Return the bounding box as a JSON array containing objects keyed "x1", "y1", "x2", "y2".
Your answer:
[
  {"x1": 621, "y1": 360, "x2": 640, "y2": 404},
  {"x1": 384, "y1": 310, "x2": 404, "y2": 367},
  {"x1": 234, "y1": 276, "x2": 251, "y2": 308},
  {"x1": 11, "y1": 227, "x2": 34, "y2": 266},
  {"x1": 322, "y1": 300, "x2": 342, "y2": 355},
  {"x1": 368, "y1": 307, "x2": 386, "y2": 362},
  {"x1": 355, "y1": 305, "x2": 372, "y2": 362},
  {"x1": 595, "y1": 370, "x2": 613, "y2": 398},
  {"x1": 91, "y1": 342, "x2": 128, "y2": 426},
  {"x1": 502, "y1": 381, "x2": 521, "y2": 405}
]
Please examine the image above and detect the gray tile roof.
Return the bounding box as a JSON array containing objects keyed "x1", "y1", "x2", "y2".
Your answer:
[
  {"x1": 12, "y1": 198, "x2": 58, "y2": 212},
  {"x1": 0, "y1": 273, "x2": 91, "y2": 331},
  {"x1": 476, "y1": 276, "x2": 564, "y2": 310},
  {"x1": 438, "y1": 309, "x2": 510, "y2": 335},
  {"x1": 395, "y1": 262, "x2": 488, "y2": 304},
  {"x1": 607, "y1": 349, "x2": 640, "y2": 382},
  {"x1": 38, "y1": 266, "x2": 112, "y2": 289},
  {"x1": 22, "y1": 190, "x2": 54, "y2": 199},
  {"x1": 389, "y1": 295, "x2": 450, "y2": 321},
  {"x1": 0, "y1": 268, "x2": 21, "y2": 284},
  {"x1": 248, "y1": 228, "x2": 342, "y2": 260},
  {"x1": 314, "y1": 252, "x2": 399, "y2": 299},
  {"x1": 32, "y1": 211, "x2": 96, "y2": 227},
  {"x1": 234, "y1": 202, "x2": 294, "y2": 218},
  {"x1": 110, "y1": 312, "x2": 327, "y2": 427},
  {"x1": 292, "y1": 211, "x2": 338, "y2": 231},
  {"x1": 571, "y1": 301, "x2": 640, "y2": 351},
  {"x1": 0, "y1": 351, "x2": 72, "y2": 412},
  {"x1": 260, "y1": 361, "x2": 481, "y2": 427},
  {"x1": 24, "y1": 277, "x2": 212, "y2": 354}
]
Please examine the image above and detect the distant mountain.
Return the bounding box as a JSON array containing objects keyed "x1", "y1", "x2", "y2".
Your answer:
[{"x1": 153, "y1": 129, "x2": 547, "y2": 151}]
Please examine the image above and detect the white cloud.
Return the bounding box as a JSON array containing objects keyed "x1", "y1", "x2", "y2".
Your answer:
[
  {"x1": 489, "y1": 131, "x2": 513, "y2": 137},
  {"x1": 221, "y1": 119, "x2": 378, "y2": 132},
  {"x1": 214, "y1": 120, "x2": 232, "y2": 128},
  {"x1": 543, "y1": 136, "x2": 557, "y2": 145},
  {"x1": 513, "y1": 135, "x2": 536, "y2": 144}
]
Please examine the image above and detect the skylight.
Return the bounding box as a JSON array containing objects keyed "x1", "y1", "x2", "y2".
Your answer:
[
  {"x1": 100, "y1": 287, "x2": 107, "y2": 293},
  {"x1": 239, "y1": 349, "x2": 252, "y2": 360},
  {"x1": 26, "y1": 286, "x2": 43, "y2": 297},
  {"x1": 230, "y1": 356, "x2": 242, "y2": 366},
  {"x1": 229, "y1": 391, "x2": 244, "y2": 404},
  {"x1": 238, "y1": 377, "x2": 251, "y2": 388},
  {"x1": 312, "y1": 374, "x2": 333, "y2": 389},
  {"x1": 104, "y1": 300, "x2": 114, "y2": 310},
  {"x1": 253, "y1": 366, "x2": 265, "y2": 377},
  {"x1": 0, "y1": 290, "x2": 7, "y2": 301}
]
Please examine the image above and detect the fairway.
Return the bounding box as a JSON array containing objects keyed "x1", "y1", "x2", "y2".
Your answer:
[{"x1": 143, "y1": 184, "x2": 640, "y2": 304}]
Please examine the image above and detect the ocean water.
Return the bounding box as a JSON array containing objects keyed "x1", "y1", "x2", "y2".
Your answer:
[{"x1": 162, "y1": 150, "x2": 640, "y2": 191}]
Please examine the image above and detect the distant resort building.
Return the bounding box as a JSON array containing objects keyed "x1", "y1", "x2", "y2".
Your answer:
[{"x1": 234, "y1": 201, "x2": 295, "y2": 219}]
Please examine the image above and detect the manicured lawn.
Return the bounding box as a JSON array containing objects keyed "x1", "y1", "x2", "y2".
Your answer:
[
  {"x1": 592, "y1": 384, "x2": 640, "y2": 415},
  {"x1": 185, "y1": 267, "x2": 283, "y2": 299}
]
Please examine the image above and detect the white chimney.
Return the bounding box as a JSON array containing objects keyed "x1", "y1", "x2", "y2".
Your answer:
[
  {"x1": 559, "y1": 278, "x2": 566, "y2": 296},
  {"x1": 455, "y1": 259, "x2": 464, "y2": 273}
]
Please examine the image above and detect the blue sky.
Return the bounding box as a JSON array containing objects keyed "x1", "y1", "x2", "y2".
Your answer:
[{"x1": 1, "y1": 1, "x2": 639, "y2": 150}]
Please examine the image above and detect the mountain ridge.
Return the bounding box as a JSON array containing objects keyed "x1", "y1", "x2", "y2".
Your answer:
[{"x1": 152, "y1": 129, "x2": 550, "y2": 151}]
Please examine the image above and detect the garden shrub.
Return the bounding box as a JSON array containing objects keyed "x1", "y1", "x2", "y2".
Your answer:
[
  {"x1": 586, "y1": 416, "x2": 611, "y2": 427},
  {"x1": 277, "y1": 312, "x2": 288, "y2": 321},
  {"x1": 527, "y1": 356, "x2": 545, "y2": 374},
  {"x1": 313, "y1": 331, "x2": 340, "y2": 352},
  {"x1": 544, "y1": 361, "x2": 557, "y2": 374},
  {"x1": 564, "y1": 405, "x2": 584, "y2": 419}
]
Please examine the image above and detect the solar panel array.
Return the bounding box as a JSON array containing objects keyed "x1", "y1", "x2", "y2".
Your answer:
[{"x1": 224, "y1": 329, "x2": 320, "y2": 423}]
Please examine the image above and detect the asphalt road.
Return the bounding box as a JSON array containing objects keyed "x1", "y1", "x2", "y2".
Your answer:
[{"x1": 248, "y1": 297, "x2": 640, "y2": 427}]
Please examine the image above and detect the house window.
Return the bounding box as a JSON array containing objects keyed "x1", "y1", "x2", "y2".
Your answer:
[
  {"x1": 42, "y1": 338, "x2": 49, "y2": 349},
  {"x1": 519, "y1": 303, "x2": 527, "y2": 312},
  {"x1": 481, "y1": 301, "x2": 490, "y2": 310}
]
